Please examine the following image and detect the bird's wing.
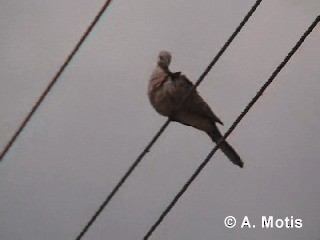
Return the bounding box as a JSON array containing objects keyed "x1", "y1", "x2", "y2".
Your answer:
[{"x1": 170, "y1": 74, "x2": 223, "y2": 125}]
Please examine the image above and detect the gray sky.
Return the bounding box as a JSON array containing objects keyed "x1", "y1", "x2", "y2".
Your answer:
[{"x1": 0, "y1": 0, "x2": 320, "y2": 239}]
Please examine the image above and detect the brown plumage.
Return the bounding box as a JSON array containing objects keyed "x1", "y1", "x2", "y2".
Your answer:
[{"x1": 148, "y1": 51, "x2": 243, "y2": 168}]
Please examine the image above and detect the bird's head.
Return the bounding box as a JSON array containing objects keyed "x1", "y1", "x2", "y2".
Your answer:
[{"x1": 157, "y1": 51, "x2": 172, "y2": 68}]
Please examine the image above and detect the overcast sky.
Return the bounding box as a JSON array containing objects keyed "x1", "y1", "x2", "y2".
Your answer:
[{"x1": 0, "y1": 0, "x2": 320, "y2": 239}]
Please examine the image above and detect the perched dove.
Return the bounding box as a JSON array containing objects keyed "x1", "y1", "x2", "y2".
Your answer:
[{"x1": 148, "y1": 51, "x2": 243, "y2": 168}]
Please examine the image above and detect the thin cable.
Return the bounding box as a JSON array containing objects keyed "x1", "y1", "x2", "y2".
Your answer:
[
  {"x1": 144, "y1": 15, "x2": 320, "y2": 239},
  {"x1": 0, "y1": 0, "x2": 114, "y2": 162},
  {"x1": 74, "y1": 121, "x2": 170, "y2": 240},
  {"x1": 74, "y1": 1, "x2": 263, "y2": 239}
]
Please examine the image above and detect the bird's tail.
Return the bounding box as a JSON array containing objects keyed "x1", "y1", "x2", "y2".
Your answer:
[{"x1": 209, "y1": 129, "x2": 243, "y2": 168}]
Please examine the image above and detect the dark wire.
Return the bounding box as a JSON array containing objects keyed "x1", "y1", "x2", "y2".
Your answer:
[
  {"x1": 0, "y1": 0, "x2": 114, "y2": 162},
  {"x1": 74, "y1": 0, "x2": 263, "y2": 239},
  {"x1": 143, "y1": 15, "x2": 320, "y2": 240}
]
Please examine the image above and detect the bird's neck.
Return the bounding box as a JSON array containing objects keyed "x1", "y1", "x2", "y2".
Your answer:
[{"x1": 158, "y1": 65, "x2": 170, "y2": 74}]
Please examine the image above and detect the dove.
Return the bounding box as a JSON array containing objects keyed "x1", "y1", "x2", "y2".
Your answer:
[{"x1": 148, "y1": 51, "x2": 243, "y2": 168}]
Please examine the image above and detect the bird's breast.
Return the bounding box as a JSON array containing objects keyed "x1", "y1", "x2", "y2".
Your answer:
[{"x1": 148, "y1": 80, "x2": 177, "y2": 117}]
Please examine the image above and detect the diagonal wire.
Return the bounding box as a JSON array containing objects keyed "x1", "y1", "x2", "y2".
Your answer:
[
  {"x1": 0, "y1": 0, "x2": 114, "y2": 162},
  {"x1": 74, "y1": 1, "x2": 263, "y2": 239},
  {"x1": 143, "y1": 15, "x2": 320, "y2": 239}
]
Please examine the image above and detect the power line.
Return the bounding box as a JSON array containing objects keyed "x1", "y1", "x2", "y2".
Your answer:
[
  {"x1": 74, "y1": 0, "x2": 263, "y2": 239},
  {"x1": 0, "y1": 0, "x2": 114, "y2": 162},
  {"x1": 143, "y1": 15, "x2": 320, "y2": 239}
]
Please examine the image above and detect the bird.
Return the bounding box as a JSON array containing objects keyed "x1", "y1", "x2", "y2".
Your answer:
[{"x1": 148, "y1": 51, "x2": 243, "y2": 168}]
